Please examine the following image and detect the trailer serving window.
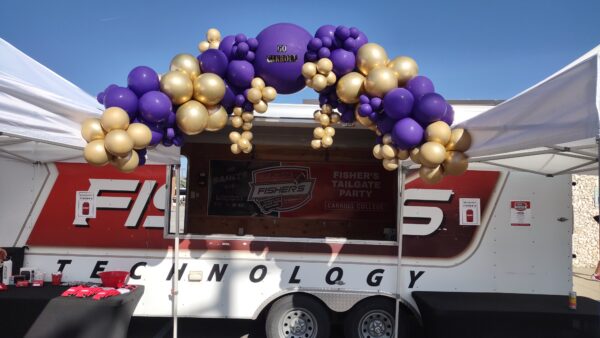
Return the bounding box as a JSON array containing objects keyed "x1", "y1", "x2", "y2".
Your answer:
[{"x1": 174, "y1": 125, "x2": 397, "y2": 242}]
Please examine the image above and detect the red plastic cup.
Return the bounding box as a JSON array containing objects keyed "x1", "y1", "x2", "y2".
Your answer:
[{"x1": 51, "y1": 272, "x2": 62, "y2": 286}]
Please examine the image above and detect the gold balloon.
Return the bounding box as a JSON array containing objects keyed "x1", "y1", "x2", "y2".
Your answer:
[
  {"x1": 231, "y1": 143, "x2": 242, "y2": 154},
  {"x1": 326, "y1": 72, "x2": 337, "y2": 86},
  {"x1": 382, "y1": 158, "x2": 399, "y2": 171},
  {"x1": 382, "y1": 134, "x2": 393, "y2": 145},
  {"x1": 443, "y1": 151, "x2": 469, "y2": 176},
  {"x1": 209, "y1": 41, "x2": 220, "y2": 49},
  {"x1": 311, "y1": 139, "x2": 322, "y2": 149},
  {"x1": 206, "y1": 28, "x2": 221, "y2": 43},
  {"x1": 331, "y1": 113, "x2": 340, "y2": 124},
  {"x1": 251, "y1": 77, "x2": 265, "y2": 89},
  {"x1": 101, "y1": 107, "x2": 129, "y2": 132},
  {"x1": 160, "y1": 70, "x2": 194, "y2": 105},
  {"x1": 397, "y1": 149, "x2": 410, "y2": 160},
  {"x1": 198, "y1": 41, "x2": 210, "y2": 53},
  {"x1": 127, "y1": 123, "x2": 152, "y2": 150},
  {"x1": 176, "y1": 100, "x2": 209, "y2": 135},
  {"x1": 238, "y1": 138, "x2": 251, "y2": 150},
  {"x1": 410, "y1": 147, "x2": 422, "y2": 164},
  {"x1": 247, "y1": 88, "x2": 262, "y2": 104},
  {"x1": 365, "y1": 67, "x2": 398, "y2": 98},
  {"x1": 312, "y1": 74, "x2": 328, "y2": 92},
  {"x1": 104, "y1": 130, "x2": 134, "y2": 157},
  {"x1": 81, "y1": 118, "x2": 105, "y2": 142},
  {"x1": 241, "y1": 131, "x2": 253, "y2": 140},
  {"x1": 229, "y1": 131, "x2": 241, "y2": 143},
  {"x1": 112, "y1": 150, "x2": 139, "y2": 173},
  {"x1": 170, "y1": 54, "x2": 201, "y2": 79},
  {"x1": 322, "y1": 135, "x2": 333, "y2": 147},
  {"x1": 420, "y1": 142, "x2": 447, "y2": 168},
  {"x1": 324, "y1": 126, "x2": 335, "y2": 137},
  {"x1": 336, "y1": 72, "x2": 365, "y2": 104},
  {"x1": 319, "y1": 114, "x2": 330, "y2": 126},
  {"x1": 356, "y1": 43, "x2": 389, "y2": 75},
  {"x1": 254, "y1": 100, "x2": 268, "y2": 113},
  {"x1": 446, "y1": 128, "x2": 472, "y2": 152},
  {"x1": 84, "y1": 140, "x2": 109, "y2": 166},
  {"x1": 193, "y1": 73, "x2": 226, "y2": 106},
  {"x1": 302, "y1": 62, "x2": 317, "y2": 79},
  {"x1": 242, "y1": 112, "x2": 254, "y2": 122},
  {"x1": 233, "y1": 107, "x2": 243, "y2": 116},
  {"x1": 419, "y1": 165, "x2": 444, "y2": 184},
  {"x1": 206, "y1": 105, "x2": 228, "y2": 131},
  {"x1": 242, "y1": 144, "x2": 253, "y2": 154},
  {"x1": 388, "y1": 56, "x2": 419, "y2": 86},
  {"x1": 354, "y1": 108, "x2": 374, "y2": 127},
  {"x1": 261, "y1": 87, "x2": 277, "y2": 102},
  {"x1": 231, "y1": 116, "x2": 243, "y2": 128},
  {"x1": 317, "y1": 58, "x2": 333, "y2": 74},
  {"x1": 321, "y1": 104, "x2": 332, "y2": 115},
  {"x1": 425, "y1": 121, "x2": 451, "y2": 145},
  {"x1": 381, "y1": 144, "x2": 397, "y2": 160},
  {"x1": 242, "y1": 122, "x2": 253, "y2": 131},
  {"x1": 313, "y1": 127, "x2": 325, "y2": 139}
]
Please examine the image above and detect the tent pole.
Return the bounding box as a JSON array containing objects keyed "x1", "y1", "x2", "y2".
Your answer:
[
  {"x1": 394, "y1": 165, "x2": 407, "y2": 335},
  {"x1": 173, "y1": 164, "x2": 181, "y2": 338},
  {"x1": 597, "y1": 136, "x2": 600, "y2": 266}
]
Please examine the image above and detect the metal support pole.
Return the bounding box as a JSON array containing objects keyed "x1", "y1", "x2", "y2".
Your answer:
[
  {"x1": 596, "y1": 137, "x2": 600, "y2": 265},
  {"x1": 172, "y1": 164, "x2": 181, "y2": 338},
  {"x1": 394, "y1": 165, "x2": 407, "y2": 335}
]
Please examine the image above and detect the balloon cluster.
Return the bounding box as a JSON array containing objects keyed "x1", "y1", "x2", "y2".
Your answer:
[
  {"x1": 310, "y1": 104, "x2": 340, "y2": 149},
  {"x1": 302, "y1": 58, "x2": 337, "y2": 92},
  {"x1": 81, "y1": 107, "x2": 151, "y2": 172},
  {"x1": 229, "y1": 130, "x2": 254, "y2": 154}
]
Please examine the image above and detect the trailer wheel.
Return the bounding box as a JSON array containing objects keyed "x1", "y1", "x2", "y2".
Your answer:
[
  {"x1": 343, "y1": 298, "x2": 410, "y2": 338},
  {"x1": 265, "y1": 294, "x2": 330, "y2": 338}
]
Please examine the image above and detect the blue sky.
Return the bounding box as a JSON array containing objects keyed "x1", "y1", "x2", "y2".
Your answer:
[{"x1": 1, "y1": 0, "x2": 599, "y2": 103}]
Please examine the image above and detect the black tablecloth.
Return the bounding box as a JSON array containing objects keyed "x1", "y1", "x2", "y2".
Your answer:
[
  {"x1": 0, "y1": 285, "x2": 143, "y2": 338},
  {"x1": 413, "y1": 291, "x2": 600, "y2": 338}
]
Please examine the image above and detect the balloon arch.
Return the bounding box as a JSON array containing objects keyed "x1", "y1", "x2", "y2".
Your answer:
[{"x1": 81, "y1": 23, "x2": 471, "y2": 184}]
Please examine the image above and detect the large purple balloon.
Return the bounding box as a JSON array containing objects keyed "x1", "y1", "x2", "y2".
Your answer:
[
  {"x1": 384, "y1": 88, "x2": 414, "y2": 120},
  {"x1": 199, "y1": 49, "x2": 229, "y2": 77},
  {"x1": 227, "y1": 60, "x2": 255, "y2": 88},
  {"x1": 392, "y1": 118, "x2": 424, "y2": 149},
  {"x1": 139, "y1": 91, "x2": 172, "y2": 124},
  {"x1": 104, "y1": 86, "x2": 138, "y2": 119},
  {"x1": 219, "y1": 35, "x2": 236, "y2": 60},
  {"x1": 406, "y1": 76, "x2": 435, "y2": 100},
  {"x1": 330, "y1": 49, "x2": 355, "y2": 76},
  {"x1": 254, "y1": 23, "x2": 312, "y2": 94},
  {"x1": 127, "y1": 66, "x2": 160, "y2": 97},
  {"x1": 414, "y1": 93, "x2": 447, "y2": 124},
  {"x1": 315, "y1": 25, "x2": 336, "y2": 41}
]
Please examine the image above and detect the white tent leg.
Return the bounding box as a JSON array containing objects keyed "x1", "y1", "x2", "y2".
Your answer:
[
  {"x1": 172, "y1": 164, "x2": 181, "y2": 338},
  {"x1": 394, "y1": 166, "x2": 407, "y2": 336},
  {"x1": 597, "y1": 137, "x2": 600, "y2": 265}
]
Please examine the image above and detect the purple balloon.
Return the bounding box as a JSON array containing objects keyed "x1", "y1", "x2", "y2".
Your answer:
[
  {"x1": 335, "y1": 26, "x2": 350, "y2": 41},
  {"x1": 406, "y1": 76, "x2": 435, "y2": 100},
  {"x1": 321, "y1": 36, "x2": 332, "y2": 48},
  {"x1": 369, "y1": 112, "x2": 381, "y2": 122},
  {"x1": 442, "y1": 103, "x2": 455, "y2": 126},
  {"x1": 415, "y1": 93, "x2": 447, "y2": 124},
  {"x1": 343, "y1": 38, "x2": 357, "y2": 52},
  {"x1": 127, "y1": 66, "x2": 160, "y2": 97},
  {"x1": 166, "y1": 112, "x2": 176, "y2": 127},
  {"x1": 359, "y1": 103, "x2": 372, "y2": 117},
  {"x1": 96, "y1": 91, "x2": 105, "y2": 104},
  {"x1": 234, "y1": 94, "x2": 246, "y2": 107},
  {"x1": 377, "y1": 117, "x2": 396, "y2": 134},
  {"x1": 349, "y1": 27, "x2": 360, "y2": 39},
  {"x1": 243, "y1": 101, "x2": 254, "y2": 112},
  {"x1": 353, "y1": 31, "x2": 368, "y2": 53},
  {"x1": 236, "y1": 42, "x2": 250, "y2": 58},
  {"x1": 254, "y1": 23, "x2": 312, "y2": 94},
  {"x1": 315, "y1": 25, "x2": 336, "y2": 40},
  {"x1": 227, "y1": 60, "x2": 255, "y2": 88},
  {"x1": 199, "y1": 49, "x2": 229, "y2": 77},
  {"x1": 359, "y1": 94, "x2": 370, "y2": 105},
  {"x1": 305, "y1": 51, "x2": 318, "y2": 62},
  {"x1": 247, "y1": 38, "x2": 259, "y2": 51},
  {"x1": 149, "y1": 127, "x2": 164, "y2": 146},
  {"x1": 330, "y1": 49, "x2": 355, "y2": 76},
  {"x1": 139, "y1": 91, "x2": 172, "y2": 124},
  {"x1": 166, "y1": 127, "x2": 176, "y2": 140},
  {"x1": 162, "y1": 138, "x2": 173, "y2": 147},
  {"x1": 341, "y1": 111, "x2": 355, "y2": 123},
  {"x1": 218, "y1": 35, "x2": 236, "y2": 60},
  {"x1": 221, "y1": 83, "x2": 236, "y2": 112},
  {"x1": 308, "y1": 37, "x2": 323, "y2": 51},
  {"x1": 235, "y1": 34, "x2": 247, "y2": 43},
  {"x1": 384, "y1": 88, "x2": 414, "y2": 120},
  {"x1": 104, "y1": 86, "x2": 139, "y2": 118},
  {"x1": 318, "y1": 47, "x2": 331, "y2": 59},
  {"x1": 392, "y1": 118, "x2": 424, "y2": 149},
  {"x1": 246, "y1": 51, "x2": 255, "y2": 62},
  {"x1": 135, "y1": 149, "x2": 147, "y2": 165},
  {"x1": 370, "y1": 97, "x2": 383, "y2": 111},
  {"x1": 172, "y1": 135, "x2": 184, "y2": 147}
]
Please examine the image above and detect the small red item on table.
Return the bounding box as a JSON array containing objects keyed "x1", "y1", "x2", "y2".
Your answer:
[
  {"x1": 98, "y1": 271, "x2": 129, "y2": 288},
  {"x1": 16, "y1": 280, "x2": 29, "y2": 287},
  {"x1": 0, "y1": 283, "x2": 7, "y2": 291}
]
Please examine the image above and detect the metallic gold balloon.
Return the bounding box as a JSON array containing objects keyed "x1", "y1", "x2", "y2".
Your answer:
[
  {"x1": 397, "y1": 149, "x2": 409, "y2": 160},
  {"x1": 387, "y1": 56, "x2": 419, "y2": 86},
  {"x1": 198, "y1": 41, "x2": 210, "y2": 53},
  {"x1": 104, "y1": 130, "x2": 134, "y2": 157},
  {"x1": 319, "y1": 114, "x2": 330, "y2": 126},
  {"x1": 254, "y1": 100, "x2": 268, "y2": 113},
  {"x1": 331, "y1": 113, "x2": 340, "y2": 124},
  {"x1": 242, "y1": 112, "x2": 254, "y2": 122},
  {"x1": 229, "y1": 131, "x2": 241, "y2": 144},
  {"x1": 355, "y1": 108, "x2": 374, "y2": 127},
  {"x1": 410, "y1": 147, "x2": 422, "y2": 164},
  {"x1": 231, "y1": 143, "x2": 242, "y2": 154},
  {"x1": 251, "y1": 77, "x2": 265, "y2": 89},
  {"x1": 381, "y1": 144, "x2": 397, "y2": 160},
  {"x1": 317, "y1": 58, "x2": 333, "y2": 74},
  {"x1": 420, "y1": 142, "x2": 447, "y2": 168},
  {"x1": 321, "y1": 104, "x2": 332, "y2": 115},
  {"x1": 356, "y1": 43, "x2": 389, "y2": 75},
  {"x1": 446, "y1": 128, "x2": 472, "y2": 152},
  {"x1": 261, "y1": 87, "x2": 277, "y2": 102},
  {"x1": 101, "y1": 107, "x2": 129, "y2": 132},
  {"x1": 231, "y1": 116, "x2": 243, "y2": 128},
  {"x1": 247, "y1": 88, "x2": 262, "y2": 104},
  {"x1": 193, "y1": 73, "x2": 226, "y2": 106},
  {"x1": 81, "y1": 118, "x2": 105, "y2": 142},
  {"x1": 382, "y1": 134, "x2": 393, "y2": 145},
  {"x1": 84, "y1": 140, "x2": 110, "y2": 166},
  {"x1": 443, "y1": 151, "x2": 469, "y2": 176},
  {"x1": 238, "y1": 138, "x2": 251, "y2": 150},
  {"x1": 326, "y1": 72, "x2": 337, "y2": 86},
  {"x1": 160, "y1": 70, "x2": 194, "y2": 105},
  {"x1": 176, "y1": 100, "x2": 209, "y2": 135},
  {"x1": 322, "y1": 135, "x2": 333, "y2": 147},
  {"x1": 312, "y1": 74, "x2": 328, "y2": 92},
  {"x1": 242, "y1": 144, "x2": 253, "y2": 154},
  {"x1": 302, "y1": 62, "x2": 317, "y2": 79},
  {"x1": 233, "y1": 107, "x2": 243, "y2": 116},
  {"x1": 206, "y1": 28, "x2": 221, "y2": 43},
  {"x1": 205, "y1": 105, "x2": 228, "y2": 131},
  {"x1": 382, "y1": 158, "x2": 399, "y2": 171},
  {"x1": 170, "y1": 54, "x2": 201, "y2": 79},
  {"x1": 126, "y1": 123, "x2": 152, "y2": 150},
  {"x1": 324, "y1": 126, "x2": 335, "y2": 137},
  {"x1": 373, "y1": 144, "x2": 383, "y2": 159},
  {"x1": 242, "y1": 122, "x2": 253, "y2": 131},
  {"x1": 426, "y1": 121, "x2": 451, "y2": 145},
  {"x1": 311, "y1": 139, "x2": 322, "y2": 149},
  {"x1": 314, "y1": 127, "x2": 325, "y2": 139},
  {"x1": 419, "y1": 165, "x2": 444, "y2": 184},
  {"x1": 113, "y1": 150, "x2": 139, "y2": 173},
  {"x1": 209, "y1": 41, "x2": 220, "y2": 49},
  {"x1": 241, "y1": 131, "x2": 253, "y2": 140},
  {"x1": 313, "y1": 110, "x2": 322, "y2": 120},
  {"x1": 365, "y1": 67, "x2": 398, "y2": 98},
  {"x1": 336, "y1": 72, "x2": 365, "y2": 104}
]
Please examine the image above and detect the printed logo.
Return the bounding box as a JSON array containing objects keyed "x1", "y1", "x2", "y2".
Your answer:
[{"x1": 248, "y1": 166, "x2": 316, "y2": 214}]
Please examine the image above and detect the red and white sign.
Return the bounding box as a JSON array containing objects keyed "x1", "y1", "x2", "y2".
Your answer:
[{"x1": 510, "y1": 200, "x2": 532, "y2": 226}]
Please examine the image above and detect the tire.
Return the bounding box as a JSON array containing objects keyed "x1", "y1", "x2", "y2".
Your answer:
[
  {"x1": 343, "y1": 298, "x2": 410, "y2": 338},
  {"x1": 265, "y1": 294, "x2": 331, "y2": 338}
]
